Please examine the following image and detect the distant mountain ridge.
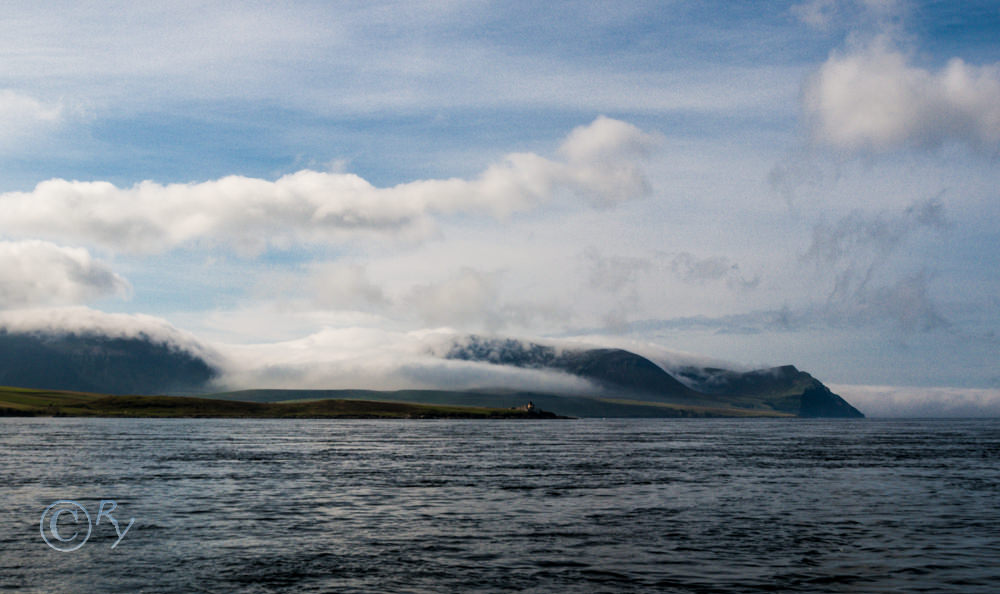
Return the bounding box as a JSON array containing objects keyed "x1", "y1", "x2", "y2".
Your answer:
[
  {"x1": 445, "y1": 337, "x2": 698, "y2": 399},
  {"x1": 0, "y1": 330, "x2": 217, "y2": 395},
  {"x1": 0, "y1": 328, "x2": 864, "y2": 417},
  {"x1": 446, "y1": 336, "x2": 863, "y2": 418}
]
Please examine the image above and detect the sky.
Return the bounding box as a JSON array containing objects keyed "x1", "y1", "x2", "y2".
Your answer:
[{"x1": 1, "y1": 0, "x2": 998, "y2": 416}]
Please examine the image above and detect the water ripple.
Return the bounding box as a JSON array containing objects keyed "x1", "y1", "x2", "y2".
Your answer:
[{"x1": 1, "y1": 418, "x2": 998, "y2": 592}]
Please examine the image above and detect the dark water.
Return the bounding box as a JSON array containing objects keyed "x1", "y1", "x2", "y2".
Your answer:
[{"x1": 1, "y1": 418, "x2": 999, "y2": 593}]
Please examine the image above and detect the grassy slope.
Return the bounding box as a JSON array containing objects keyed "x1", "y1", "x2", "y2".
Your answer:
[
  {"x1": 205, "y1": 389, "x2": 794, "y2": 418},
  {"x1": 0, "y1": 387, "x2": 563, "y2": 419},
  {"x1": 0, "y1": 386, "x2": 795, "y2": 419}
]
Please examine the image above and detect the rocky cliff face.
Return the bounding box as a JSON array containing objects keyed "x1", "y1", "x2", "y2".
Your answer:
[{"x1": 676, "y1": 364, "x2": 864, "y2": 418}]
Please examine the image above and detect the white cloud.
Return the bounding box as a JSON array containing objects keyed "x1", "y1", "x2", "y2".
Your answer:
[
  {"x1": 0, "y1": 240, "x2": 130, "y2": 308},
  {"x1": 0, "y1": 117, "x2": 657, "y2": 254},
  {"x1": 170, "y1": 304, "x2": 395, "y2": 346},
  {"x1": 308, "y1": 263, "x2": 389, "y2": 311},
  {"x1": 0, "y1": 306, "x2": 219, "y2": 364},
  {"x1": 218, "y1": 327, "x2": 600, "y2": 393},
  {"x1": 399, "y1": 268, "x2": 567, "y2": 333},
  {"x1": 248, "y1": 258, "x2": 571, "y2": 336},
  {"x1": 406, "y1": 268, "x2": 503, "y2": 329},
  {"x1": 803, "y1": 42, "x2": 1000, "y2": 151},
  {"x1": 833, "y1": 384, "x2": 1000, "y2": 417},
  {"x1": 557, "y1": 116, "x2": 662, "y2": 205}
]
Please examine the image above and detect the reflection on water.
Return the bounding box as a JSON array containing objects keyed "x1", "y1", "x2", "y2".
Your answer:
[{"x1": 1, "y1": 418, "x2": 999, "y2": 592}]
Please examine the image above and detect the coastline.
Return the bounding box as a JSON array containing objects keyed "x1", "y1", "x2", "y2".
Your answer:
[{"x1": 0, "y1": 387, "x2": 567, "y2": 419}]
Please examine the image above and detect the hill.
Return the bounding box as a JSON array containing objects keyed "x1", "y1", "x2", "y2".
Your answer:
[
  {"x1": 445, "y1": 336, "x2": 863, "y2": 417},
  {"x1": 0, "y1": 386, "x2": 562, "y2": 419},
  {"x1": 0, "y1": 330, "x2": 216, "y2": 395},
  {"x1": 675, "y1": 364, "x2": 864, "y2": 417},
  {"x1": 203, "y1": 388, "x2": 796, "y2": 418},
  {"x1": 446, "y1": 337, "x2": 699, "y2": 401}
]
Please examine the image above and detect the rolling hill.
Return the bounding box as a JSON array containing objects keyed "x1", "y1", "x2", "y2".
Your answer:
[{"x1": 0, "y1": 386, "x2": 561, "y2": 419}]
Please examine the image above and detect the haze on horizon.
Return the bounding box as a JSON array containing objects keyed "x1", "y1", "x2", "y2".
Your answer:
[{"x1": 0, "y1": 1, "x2": 998, "y2": 417}]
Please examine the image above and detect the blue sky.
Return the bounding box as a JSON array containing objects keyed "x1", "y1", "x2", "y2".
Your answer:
[{"x1": 1, "y1": 1, "x2": 998, "y2": 415}]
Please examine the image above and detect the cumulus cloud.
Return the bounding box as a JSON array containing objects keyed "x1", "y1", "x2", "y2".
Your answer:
[
  {"x1": 833, "y1": 384, "x2": 1000, "y2": 417},
  {"x1": 557, "y1": 116, "x2": 661, "y2": 205},
  {"x1": 0, "y1": 117, "x2": 658, "y2": 254},
  {"x1": 0, "y1": 240, "x2": 130, "y2": 308},
  {"x1": 803, "y1": 42, "x2": 1000, "y2": 152}
]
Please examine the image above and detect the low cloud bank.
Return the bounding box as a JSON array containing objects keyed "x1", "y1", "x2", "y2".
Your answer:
[
  {"x1": 218, "y1": 328, "x2": 602, "y2": 394},
  {"x1": 557, "y1": 334, "x2": 752, "y2": 375},
  {"x1": 832, "y1": 384, "x2": 1000, "y2": 418},
  {"x1": 0, "y1": 307, "x2": 220, "y2": 366}
]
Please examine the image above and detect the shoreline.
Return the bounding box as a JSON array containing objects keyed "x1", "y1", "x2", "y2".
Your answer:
[{"x1": 0, "y1": 387, "x2": 568, "y2": 419}]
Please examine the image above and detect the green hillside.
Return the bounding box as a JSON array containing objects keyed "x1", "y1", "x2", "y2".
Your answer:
[
  {"x1": 206, "y1": 388, "x2": 795, "y2": 418},
  {"x1": 0, "y1": 387, "x2": 563, "y2": 419}
]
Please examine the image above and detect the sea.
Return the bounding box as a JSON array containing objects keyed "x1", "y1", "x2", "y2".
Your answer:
[{"x1": 1, "y1": 417, "x2": 998, "y2": 593}]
